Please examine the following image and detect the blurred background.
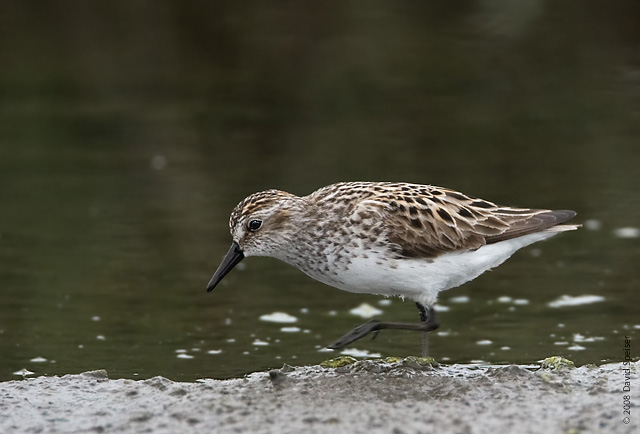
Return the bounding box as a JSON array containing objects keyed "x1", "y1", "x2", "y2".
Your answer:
[{"x1": 1, "y1": 0, "x2": 639, "y2": 381}]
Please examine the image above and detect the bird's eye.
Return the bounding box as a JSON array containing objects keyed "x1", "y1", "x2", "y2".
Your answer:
[{"x1": 248, "y1": 219, "x2": 262, "y2": 232}]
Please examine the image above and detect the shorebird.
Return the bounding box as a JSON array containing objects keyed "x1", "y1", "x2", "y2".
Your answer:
[{"x1": 206, "y1": 182, "x2": 579, "y2": 356}]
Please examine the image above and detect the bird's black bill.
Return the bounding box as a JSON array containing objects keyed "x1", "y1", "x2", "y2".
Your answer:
[{"x1": 207, "y1": 242, "x2": 244, "y2": 292}]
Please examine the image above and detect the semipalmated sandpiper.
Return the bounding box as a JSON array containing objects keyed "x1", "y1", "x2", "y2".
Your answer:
[{"x1": 207, "y1": 182, "x2": 579, "y2": 356}]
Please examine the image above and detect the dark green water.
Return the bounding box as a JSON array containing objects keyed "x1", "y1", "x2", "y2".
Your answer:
[{"x1": 1, "y1": 1, "x2": 639, "y2": 382}]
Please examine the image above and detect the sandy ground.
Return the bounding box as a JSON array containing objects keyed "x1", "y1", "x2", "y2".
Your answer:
[{"x1": 1, "y1": 357, "x2": 638, "y2": 434}]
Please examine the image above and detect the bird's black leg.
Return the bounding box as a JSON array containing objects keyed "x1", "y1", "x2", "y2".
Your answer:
[
  {"x1": 416, "y1": 303, "x2": 437, "y2": 357},
  {"x1": 326, "y1": 303, "x2": 439, "y2": 353}
]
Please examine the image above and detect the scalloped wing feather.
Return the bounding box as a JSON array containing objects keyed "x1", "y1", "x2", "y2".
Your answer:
[{"x1": 350, "y1": 184, "x2": 576, "y2": 259}]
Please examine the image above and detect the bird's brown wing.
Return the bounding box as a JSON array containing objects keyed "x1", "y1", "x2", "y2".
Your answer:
[{"x1": 354, "y1": 184, "x2": 575, "y2": 259}]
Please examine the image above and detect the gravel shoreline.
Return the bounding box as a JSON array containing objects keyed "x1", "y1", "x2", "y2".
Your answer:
[{"x1": 1, "y1": 357, "x2": 637, "y2": 434}]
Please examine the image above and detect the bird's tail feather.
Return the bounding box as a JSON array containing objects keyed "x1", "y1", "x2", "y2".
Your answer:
[{"x1": 544, "y1": 224, "x2": 581, "y2": 232}]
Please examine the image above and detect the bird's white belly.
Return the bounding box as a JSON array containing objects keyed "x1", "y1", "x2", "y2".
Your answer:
[{"x1": 312, "y1": 231, "x2": 558, "y2": 306}]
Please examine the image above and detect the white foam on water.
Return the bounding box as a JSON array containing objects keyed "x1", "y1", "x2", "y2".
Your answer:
[
  {"x1": 613, "y1": 227, "x2": 640, "y2": 239},
  {"x1": 176, "y1": 354, "x2": 194, "y2": 359},
  {"x1": 150, "y1": 154, "x2": 167, "y2": 170},
  {"x1": 584, "y1": 219, "x2": 601, "y2": 230},
  {"x1": 340, "y1": 348, "x2": 381, "y2": 358},
  {"x1": 449, "y1": 296, "x2": 470, "y2": 303},
  {"x1": 349, "y1": 303, "x2": 382, "y2": 319},
  {"x1": 548, "y1": 295, "x2": 605, "y2": 308},
  {"x1": 573, "y1": 333, "x2": 605, "y2": 343},
  {"x1": 259, "y1": 312, "x2": 298, "y2": 323}
]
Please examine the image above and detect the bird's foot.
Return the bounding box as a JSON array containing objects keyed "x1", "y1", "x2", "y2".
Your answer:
[
  {"x1": 326, "y1": 318, "x2": 439, "y2": 350},
  {"x1": 326, "y1": 319, "x2": 383, "y2": 349}
]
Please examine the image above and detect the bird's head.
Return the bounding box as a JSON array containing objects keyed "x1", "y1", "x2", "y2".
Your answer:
[{"x1": 206, "y1": 189, "x2": 299, "y2": 292}]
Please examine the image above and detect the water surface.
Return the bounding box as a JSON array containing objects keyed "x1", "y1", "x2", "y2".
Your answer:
[{"x1": 1, "y1": 1, "x2": 639, "y2": 381}]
